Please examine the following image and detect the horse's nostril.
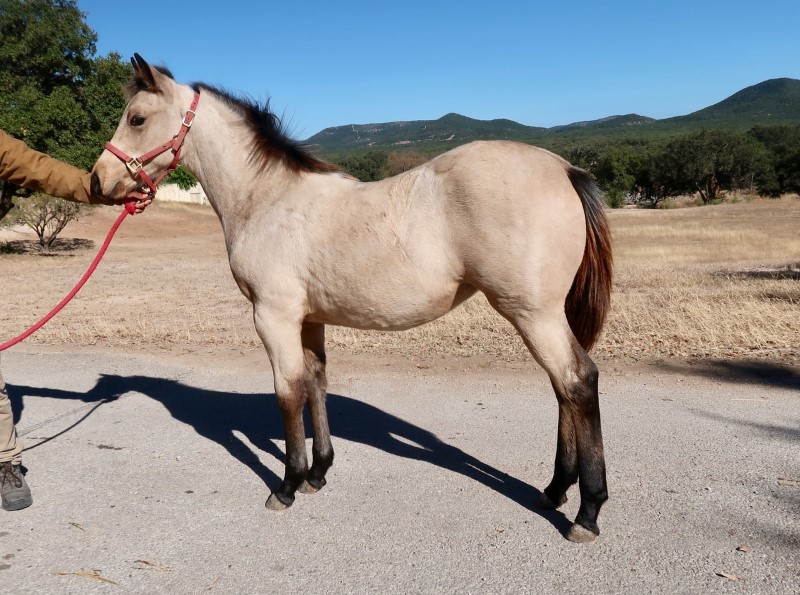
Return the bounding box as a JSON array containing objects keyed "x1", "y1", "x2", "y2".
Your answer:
[{"x1": 90, "y1": 172, "x2": 103, "y2": 197}]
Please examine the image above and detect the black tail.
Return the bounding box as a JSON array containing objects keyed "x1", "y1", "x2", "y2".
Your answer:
[{"x1": 565, "y1": 167, "x2": 613, "y2": 351}]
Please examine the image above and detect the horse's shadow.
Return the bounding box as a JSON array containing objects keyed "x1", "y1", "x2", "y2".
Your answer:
[{"x1": 10, "y1": 373, "x2": 570, "y2": 534}]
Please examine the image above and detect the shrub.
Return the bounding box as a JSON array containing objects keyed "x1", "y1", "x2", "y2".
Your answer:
[
  {"x1": 1, "y1": 193, "x2": 87, "y2": 251},
  {"x1": 163, "y1": 165, "x2": 198, "y2": 190}
]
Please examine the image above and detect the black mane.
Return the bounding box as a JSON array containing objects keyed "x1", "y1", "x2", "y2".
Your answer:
[{"x1": 191, "y1": 83, "x2": 339, "y2": 175}]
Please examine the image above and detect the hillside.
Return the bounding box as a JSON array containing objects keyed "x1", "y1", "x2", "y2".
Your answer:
[
  {"x1": 305, "y1": 78, "x2": 800, "y2": 152},
  {"x1": 666, "y1": 78, "x2": 800, "y2": 125},
  {"x1": 306, "y1": 113, "x2": 547, "y2": 151}
]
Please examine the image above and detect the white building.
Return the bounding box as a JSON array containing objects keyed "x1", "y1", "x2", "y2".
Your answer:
[{"x1": 156, "y1": 183, "x2": 209, "y2": 205}]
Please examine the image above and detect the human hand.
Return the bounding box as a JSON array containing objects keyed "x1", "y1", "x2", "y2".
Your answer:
[{"x1": 124, "y1": 189, "x2": 153, "y2": 214}]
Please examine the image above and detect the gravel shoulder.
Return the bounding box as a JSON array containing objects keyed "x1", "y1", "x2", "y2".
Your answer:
[{"x1": 0, "y1": 346, "x2": 797, "y2": 593}]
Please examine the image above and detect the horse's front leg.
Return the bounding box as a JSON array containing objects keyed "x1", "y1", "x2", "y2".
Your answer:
[{"x1": 253, "y1": 307, "x2": 309, "y2": 511}]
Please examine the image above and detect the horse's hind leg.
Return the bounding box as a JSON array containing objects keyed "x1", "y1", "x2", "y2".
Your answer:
[
  {"x1": 297, "y1": 322, "x2": 334, "y2": 494},
  {"x1": 494, "y1": 304, "x2": 608, "y2": 543}
]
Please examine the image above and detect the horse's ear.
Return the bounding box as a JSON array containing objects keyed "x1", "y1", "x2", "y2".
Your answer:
[{"x1": 130, "y1": 53, "x2": 160, "y2": 93}]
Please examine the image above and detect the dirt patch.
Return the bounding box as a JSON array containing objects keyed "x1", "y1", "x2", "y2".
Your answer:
[{"x1": 1, "y1": 197, "x2": 799, "y2": 365}]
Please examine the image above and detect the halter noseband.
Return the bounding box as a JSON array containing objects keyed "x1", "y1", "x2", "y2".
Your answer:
[{"x1": 104, "y1": 91, "x2": 201, "y2": 196}]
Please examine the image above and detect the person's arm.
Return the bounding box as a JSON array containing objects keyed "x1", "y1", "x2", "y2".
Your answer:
[{"x1": 0, "y1": 130, "x2": 114, "y2": 205}]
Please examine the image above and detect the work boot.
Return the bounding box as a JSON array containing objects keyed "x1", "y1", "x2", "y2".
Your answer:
[{"x1": 1, "y1": 462, "x2": 32, "y2": 511}]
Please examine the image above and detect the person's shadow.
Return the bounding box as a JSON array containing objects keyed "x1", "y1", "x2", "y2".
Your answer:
[{"x1": 9, "y1": 373, "x2": 571, "y2": 535}]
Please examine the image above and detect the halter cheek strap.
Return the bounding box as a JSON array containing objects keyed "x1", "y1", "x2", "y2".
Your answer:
[{"x1": 105, "y1": 91, "x2": 200, "y2": 196}]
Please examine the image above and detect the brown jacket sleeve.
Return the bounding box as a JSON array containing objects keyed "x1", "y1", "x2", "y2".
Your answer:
[{"x1": 0, "y1": 130, "x2": 112, "y2": 205}]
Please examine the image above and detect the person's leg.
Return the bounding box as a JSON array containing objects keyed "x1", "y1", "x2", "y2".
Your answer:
[{"x1": 0, "y1": 355, "x2": 32, "y2": 511}]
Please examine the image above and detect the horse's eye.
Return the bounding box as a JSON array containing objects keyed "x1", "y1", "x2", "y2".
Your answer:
[{"x1": 130, "y1": 115, "x2": 146, "y2": 127}]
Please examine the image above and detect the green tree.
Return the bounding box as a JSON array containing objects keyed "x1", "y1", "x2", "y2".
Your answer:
[
  {"x1": 564, "y1": 144, "x2": 602, "y2": 172},
  {"x1": 748, "y1": 125, "x2": 800, "y2": 196},
  {"x1": 78, "y1": 52, "x2": 134, "y2": 167},
  {"x1": 593, "y1": 146, "x2": 637, "y2": 208},
  {"x1": 629, "y1": 147, "x2": 664, "y2": 207},
  {"x1": 332, "y1": 151, "x2": 388, "y2": 181},
  {"x1": 164, "y1": 165, "x2": 198, "y2": 190},
  {"x1": 565, "y1": 142, "x2": 655, "y2": 208},
  {"x1": 654, "y1": 130, "x2": 765, "y2": 204},
  {"x1": 0, "y1": 0, "x2": 131, "y2": 219}
]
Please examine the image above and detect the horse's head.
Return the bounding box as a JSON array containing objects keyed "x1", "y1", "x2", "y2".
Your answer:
[{"x1": 92, "y1": 54, "x2": 195, "y2": 200}]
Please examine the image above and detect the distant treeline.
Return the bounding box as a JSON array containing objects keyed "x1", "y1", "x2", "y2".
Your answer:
[
  {"x1": 563, "y1": 126, "x2": 800, "y2": 207},
  {"x1": 328, "y1": 126, "x2": 800, "y2": 207}
]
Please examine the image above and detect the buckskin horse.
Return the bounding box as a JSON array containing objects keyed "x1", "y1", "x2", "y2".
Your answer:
[{"x1": 92, "y1": 55, "x2": 613, "y2": 543}]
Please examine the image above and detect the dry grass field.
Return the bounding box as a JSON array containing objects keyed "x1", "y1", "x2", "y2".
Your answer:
[{"x1": 1, "y1": 195, "x2": 798, "y2": 365}]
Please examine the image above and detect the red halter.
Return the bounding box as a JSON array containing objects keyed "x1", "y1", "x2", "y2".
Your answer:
[{"x1": 104, "y1": 91, "x2": 200, "y2": 196}]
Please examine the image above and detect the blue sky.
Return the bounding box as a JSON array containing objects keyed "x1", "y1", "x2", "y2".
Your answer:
[{"x1": 78, "y1": 0, "x2": 800, "y2": 139}]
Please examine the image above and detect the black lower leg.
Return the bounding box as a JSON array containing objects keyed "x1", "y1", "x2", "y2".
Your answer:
[
  {"x1": 306, "y1": 446, "x2": 334, "y2": 490},
  {"x1": 305, "y1": 398, "x2": 333, "y2": 490},
  {"x1": 572, "y1": 418, "x2": 608, "y2": 535},
  {"x1": 273, "y1": 460, "x2": 307, "y2": 507},
  {"x1": 271, "y1": 390, "x2": 308, "y2": 507},
  {"x1": 569, "y1": 358, "x2": 608, "y2": 536},
  {"x1": 543, "y1": 408, "x2": 578, "y2": 507},
  {"x1": 574, "y1": 494, "x2": 606, "y2": 535}
]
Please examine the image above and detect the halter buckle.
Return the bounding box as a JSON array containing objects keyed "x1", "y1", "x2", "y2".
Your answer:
[
  {"x1": 182, "y1": 109, "x2": 196, "y2": 128},
  {"x1": 125, "y1": 157, "x2": 144, "y2": 176}
]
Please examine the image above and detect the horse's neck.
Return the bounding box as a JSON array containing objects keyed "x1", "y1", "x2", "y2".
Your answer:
[{"x1": 180, "y1": 95, "x2": 292, "y2": 236}]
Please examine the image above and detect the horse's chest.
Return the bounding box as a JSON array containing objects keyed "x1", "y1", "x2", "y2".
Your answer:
[{"x1": 226, "y1": 235, "x2": 301, "y2": 304}]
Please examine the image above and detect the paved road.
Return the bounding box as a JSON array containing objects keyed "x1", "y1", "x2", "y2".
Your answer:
[{"x1": 1, "y1": 349, "x2": 797, "y2": 593}]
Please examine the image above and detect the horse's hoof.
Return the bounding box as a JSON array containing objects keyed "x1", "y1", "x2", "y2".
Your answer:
[
  {"x1": 566, "y1": 523, "x2": 598, "y2": 544},
  {"x1": 537, "y1": 492, "x2": 566, "y2": 510},
  {"x1": 298, "y1": 477, "x2": 326, "y2": 494},
  {"x1": 265, "y1": 493, "x2": 293, "y2": 511}
]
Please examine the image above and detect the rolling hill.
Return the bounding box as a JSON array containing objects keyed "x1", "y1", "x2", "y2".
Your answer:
[
  {"x1": 304, "y1": 78, "x2": 800, "y2": 152},
  {"x1": 305, "y1": 113, "x2": 547, "y2": 151},
  {"x1": 668, "y1": 78, "x2": 800, "y2": 124}
]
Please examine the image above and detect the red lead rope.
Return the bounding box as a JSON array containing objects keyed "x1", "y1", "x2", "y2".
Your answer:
[{"x1": 0, "y1": 201, "x2": 138, "y2": 352}]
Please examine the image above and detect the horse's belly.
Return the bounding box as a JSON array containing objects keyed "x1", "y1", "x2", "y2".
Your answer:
[{"x1": 307, "y1": 281, "x2": 475, "y2": 331}]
